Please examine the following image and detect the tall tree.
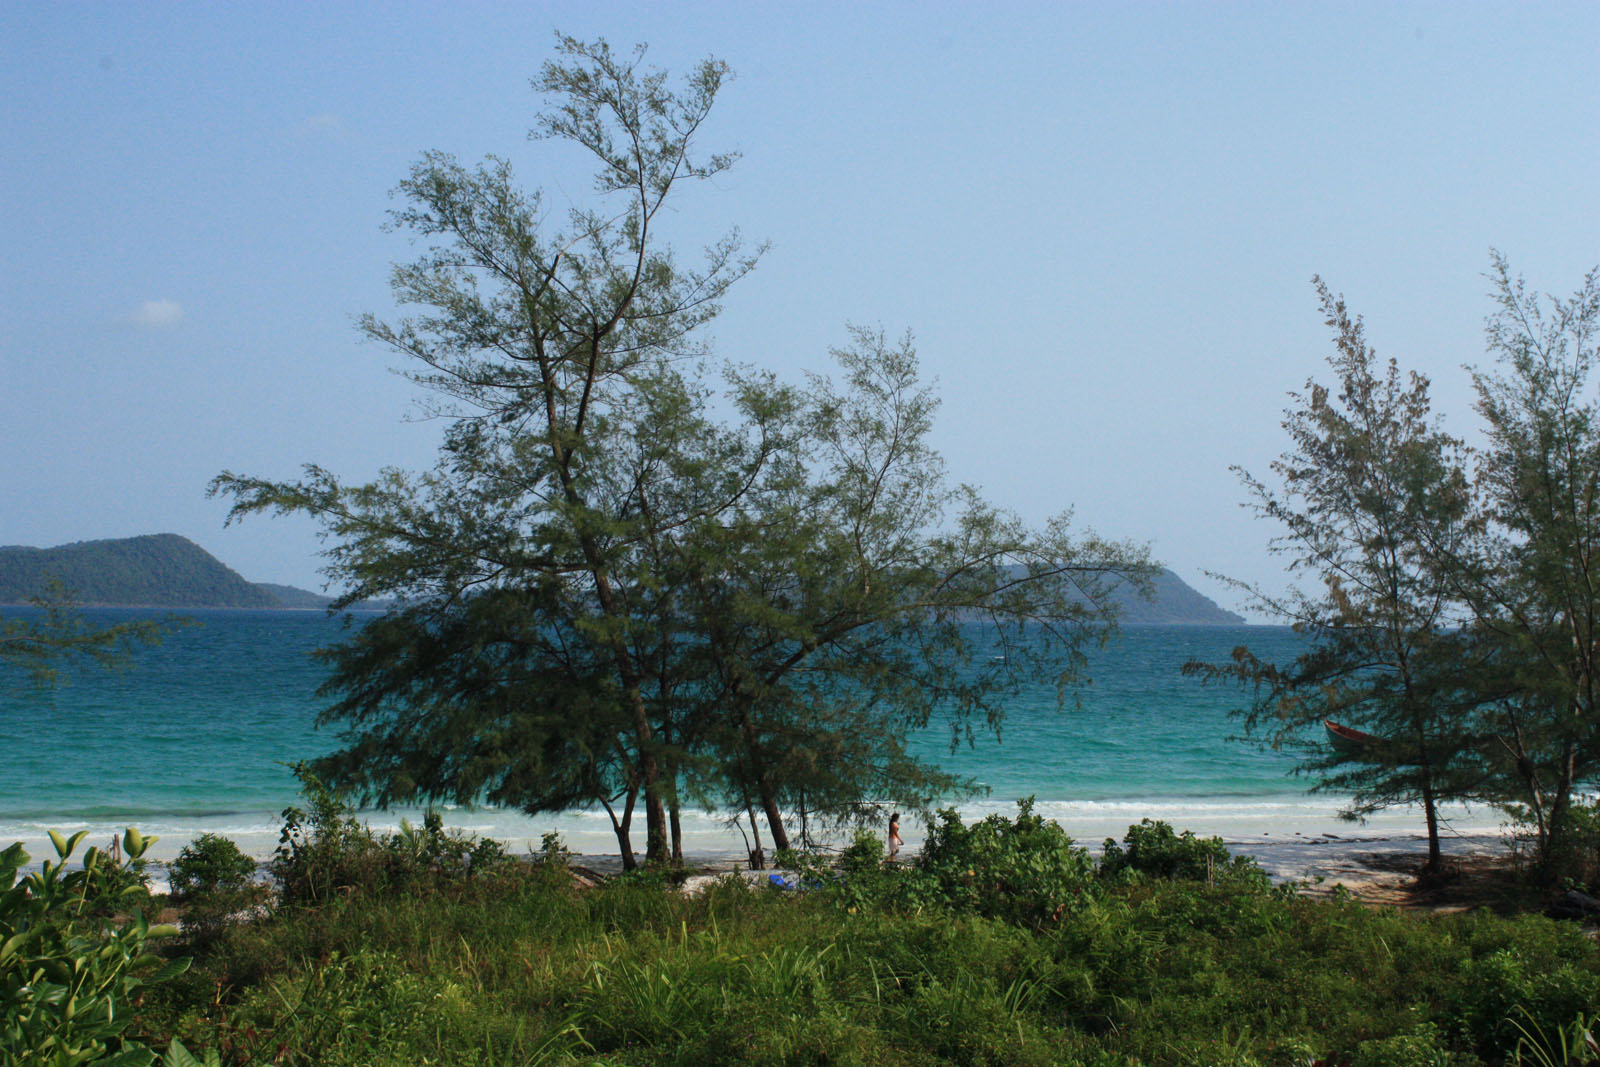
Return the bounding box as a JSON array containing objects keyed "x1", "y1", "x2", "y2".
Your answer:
[
  {"x1": 1452, "y1": 254, "x2": 1600, "y2": 878},
  {"x1": 215, "y1": 36, "x2": 1149, "y2": 868},
  {"x1": 674, "y1": 329, "x2": 1146, "y2": 857},
  {"x1": 216, "y1": 35, "x2": 756, "y2": 866},
  {"x1": 1187, "y1": 281, "x2": 1477, "y2": 872}
]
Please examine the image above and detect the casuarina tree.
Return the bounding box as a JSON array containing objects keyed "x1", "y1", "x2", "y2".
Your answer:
[{"x1": 214, "y1": 35, "x2": 1148, "y2": 868}]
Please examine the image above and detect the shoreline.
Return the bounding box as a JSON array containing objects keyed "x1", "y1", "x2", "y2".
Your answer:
[
  {"x1": 2, "y1": 794, "x2": 1511, "y2": 861},
  {"x1": 119, "y1": 835, "x2": 1513, "y2": 899},
  {"x1": 7, "y1": 810, "x2": 1513, "y2": 898}
]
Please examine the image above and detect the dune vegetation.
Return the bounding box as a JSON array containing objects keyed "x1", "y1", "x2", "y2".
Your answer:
[{"x1": 8, "y1": 787, "x2": 1600, "y2": 1066}]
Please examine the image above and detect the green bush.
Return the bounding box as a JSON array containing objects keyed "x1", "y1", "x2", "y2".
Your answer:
[
  {"x1": 1348, "y1": 1023, "x2": 1478, "y2": 1067},
  {"x1": 838, "y1": 828, "x2": 884, "y2": 874},
  {"x1": 903, "y1": 798, "x2": 1098, "y2": 928},
  {"x1": 1509, "y1": 1006, "x2": 1600, "y2": 1066},
  {"x1": 1563, "y1": 798, "x2": 1600, "y2": 891},
  {"x1": 169, "y1": 834, "x2": 263, "y2": 946},
  {"x1": 169, "y1": 834, "x2": 256, "y2": 902},
  {"x1": 270, "y1": 765, "x2": 384, "y2": 906},
  {"x1": 384, "y1": 810, "x2": 510, "y2": 882},
  {"x1": 1445, "y1": 947, "x2": 1600, "y2": 1058},
  {"x1": 1, "y1": 829, "x2": 190, "y2": 1066},
  {"x1": 1100, "y1": 817, "x2": 1269, "y2": 887},
  {"x1": 269, "y1": 766, "x2": 511, "y2": 906}
]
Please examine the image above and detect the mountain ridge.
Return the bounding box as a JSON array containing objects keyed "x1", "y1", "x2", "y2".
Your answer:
[{"x1": 0, "y1": 535, "x2": 1245, "y2": 623}]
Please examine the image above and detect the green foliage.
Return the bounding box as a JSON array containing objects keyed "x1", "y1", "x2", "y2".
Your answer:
[
  {"x1": 168, "y1": 836, "x2": 254, "y2": 903},
  {"x1": 1099, "y1": 818, "x2": 1269, "y2": 887},
  {"x1": 1564, "y1": 798, "x2": 1600, "y2": 890},
  {"x1": 269, "y1": 766, "x2": 378, "y2": 906},
  {"x1": 902, "y1": 799, "x2": 1099, "y2": 928},
  {"x1": 1347, "y1": 1023, "x2": 1473, "y2": 1067},
  {"x1": 118, "y1": 812, "x2": 1600, "y2": 1066},
  {"x1": 1, "y1": 829, "x2": 189, "y2": 1066},
  {"x1": 1510, "y1": 1005, "x2": 1600, "y2": 1067},
  {"x1": 0, "y1": 578, "x2": 178, "y2": 688},
  {"x1": 270, "y1": 766, "x2": 510, "y2": 907},
  {"x1": 1443, "y1": 947, "x2": 1600, "y2": 1055},
  {"x1": 0, "y1": 535, "x2": 274, "y2": 610},
  {"x1": 838, "y1": 829, "x2": 884, "y2": 874},
  {"x1": 168, "y1": 835, "x2": 261, "y2": 946},
  {"x1": 157, "y1": 1041, "x2": 220, "y2": 1067}
]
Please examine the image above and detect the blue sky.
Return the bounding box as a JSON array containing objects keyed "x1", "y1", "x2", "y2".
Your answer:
[{"x1": 3, "y1": 2, "x2": 1597, "y2": 614}]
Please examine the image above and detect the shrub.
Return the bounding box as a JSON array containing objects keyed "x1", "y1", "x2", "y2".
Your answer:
[
  {"x1": 383, "y1": 810, "x2": 510, "y2": 884},
  {"x1": 904, "y1": 798, "x2": 1098, "y2": 928},
  {"x1": 270, "y1": 765, "x2": 386, "y2": 905},
  {"x1": 1, "y1": 829, "x2": 190, "y2": 1065},
  {"x1": 1444, "y1": 947, "x2": 1600, "y2": 1058},
  {"x1": 270, "y1": 766, "x2": 511, "y2": 906},
  {"x1": 1563, "y1": 798, "x2": 1600, "y2": 891},
  {"x1": 1099, "y1": 818, "x2": 1269, "y2": 887},
  {"x1": 169, "y1": 834, "x2": 256, "y2": 902},
  {"x1": 1348, "y1": 1023, "x2": 1477, "y2": 1067},
  {"x1": 169, "y1": 833, "x2": 264, "y2": 945},
  {"x1": 838, "y1": 828, "x2": 884, "y2": 874}
]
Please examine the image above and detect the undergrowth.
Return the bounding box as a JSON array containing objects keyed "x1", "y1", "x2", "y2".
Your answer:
[{"x1": 12, "y1": 798, "x2": 1600, "y2": 1065}]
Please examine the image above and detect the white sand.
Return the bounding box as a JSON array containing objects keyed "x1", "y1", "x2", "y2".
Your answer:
[{"x1": 9, "y1": 799, "x2": 1515, "y2": 896}]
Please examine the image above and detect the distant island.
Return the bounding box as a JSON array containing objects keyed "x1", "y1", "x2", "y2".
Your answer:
[
  {"x1": 0, "y1": 534, "x2": 1244, "y2": 623},
  {"x1": 0, "y1": 534, "x2": 384, "y2": 610},
  {"x1": 1115, "y1": 568, "x2": 1245, "y2": 625}
]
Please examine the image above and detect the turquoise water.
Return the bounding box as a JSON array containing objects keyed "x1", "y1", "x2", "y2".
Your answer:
[{"x1": 3, "y1": 609, "x2": 1491, "y2": 857}]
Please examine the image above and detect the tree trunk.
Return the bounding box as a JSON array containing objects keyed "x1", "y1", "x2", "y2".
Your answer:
[
  {"x1": 1410, "y1": 714, "x2": 1442, "y2": 875},
  {"x1": 602, "y1": 788, "x2": 639, "y2": 872},
  {"x1": 669, "y1": 794, "x2": 683, "y2": 864},
  {"x1": 744, "y1": 797, "x2": 765, "y2": 870},
  {"x1": 588, "y1": 566, "x2": 669, "y2": 866},
  {"x1": 1420, "y1": 775, "x2": 1441, "y2": 874},
  {"x1": 642, "y1": 769, "x2": 669, "y2": 865},
  {"x1": 730, "y1": 689, "x2": 790, "y2": 852},
  {"x1": 1540, "y1": 741, "x2": 1579, "y2": 886},
  {"x1": 736, "y1": 709, "x2": 790, "y2": 851},
  {"x1": 761, "y1": 792, "x2": 790, "y2": 853}
]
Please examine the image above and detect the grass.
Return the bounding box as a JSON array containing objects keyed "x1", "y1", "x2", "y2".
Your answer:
[
  {"x1": 112, "y1": 814, "x2": 1600, "y2": 1066},
  {"x1": 14, "y1": 798, "x2": 1597, "y2": 1064}
]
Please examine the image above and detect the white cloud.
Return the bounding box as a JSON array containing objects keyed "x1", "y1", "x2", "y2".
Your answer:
[{"x1": 131, "y1": 299, "x2": 183, "y2": 327}]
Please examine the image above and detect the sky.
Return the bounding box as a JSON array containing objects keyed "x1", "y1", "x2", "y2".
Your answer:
[{"x1": 3, "y1": 2, "x2": 1597, "y2": 617}]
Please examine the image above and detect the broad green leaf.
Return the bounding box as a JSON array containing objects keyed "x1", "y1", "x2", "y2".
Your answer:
[
  {"x1": 0, "y1": 932, "x2": 30, "y2": 964},
  {"x1": 49, "y1": 829, "x2": 91, "y2": 859},
  {"x1": 150, "y1": 956, "x2": 193, "y2": 983},
  {"x1": 122, "y1": 828, "x2": 149, "y2": 858}
]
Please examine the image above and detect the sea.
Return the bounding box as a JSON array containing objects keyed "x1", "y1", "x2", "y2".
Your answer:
[{"x1": 1, "y1": 608, "x2": 1508, "y2": 863}]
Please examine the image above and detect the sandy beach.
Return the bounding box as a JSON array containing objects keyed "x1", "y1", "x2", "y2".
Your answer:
[
  {"x1": 8, "y1": 791, "x2": 1520, "y2": 904},
  {"x1": 34, "y1": 822, "x2": 1508, "y2": 902}
]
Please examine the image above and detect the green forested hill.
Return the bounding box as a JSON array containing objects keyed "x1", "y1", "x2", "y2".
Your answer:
[
  {"x1": 1118, "y1": 568, "x2": 1245, "y2": 625},
  {"x1": 0, "y1": 535, "x2": 1244, "y2": 620},
  {"x1": 0, "y1": 534, "x2": 278, "y2": 607},
  {"x1": 1001, "y1": 565, "x2": 1244, "y2": 625}
]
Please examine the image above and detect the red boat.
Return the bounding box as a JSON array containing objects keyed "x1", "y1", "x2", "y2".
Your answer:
[{"x1": 1324, "y1": 719, "x2": 1381, "y2": 755}]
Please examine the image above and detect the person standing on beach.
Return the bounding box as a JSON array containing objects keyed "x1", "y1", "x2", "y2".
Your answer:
[{"x1": 888, "y1": 812, "x2": 903, "y2": 859}]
